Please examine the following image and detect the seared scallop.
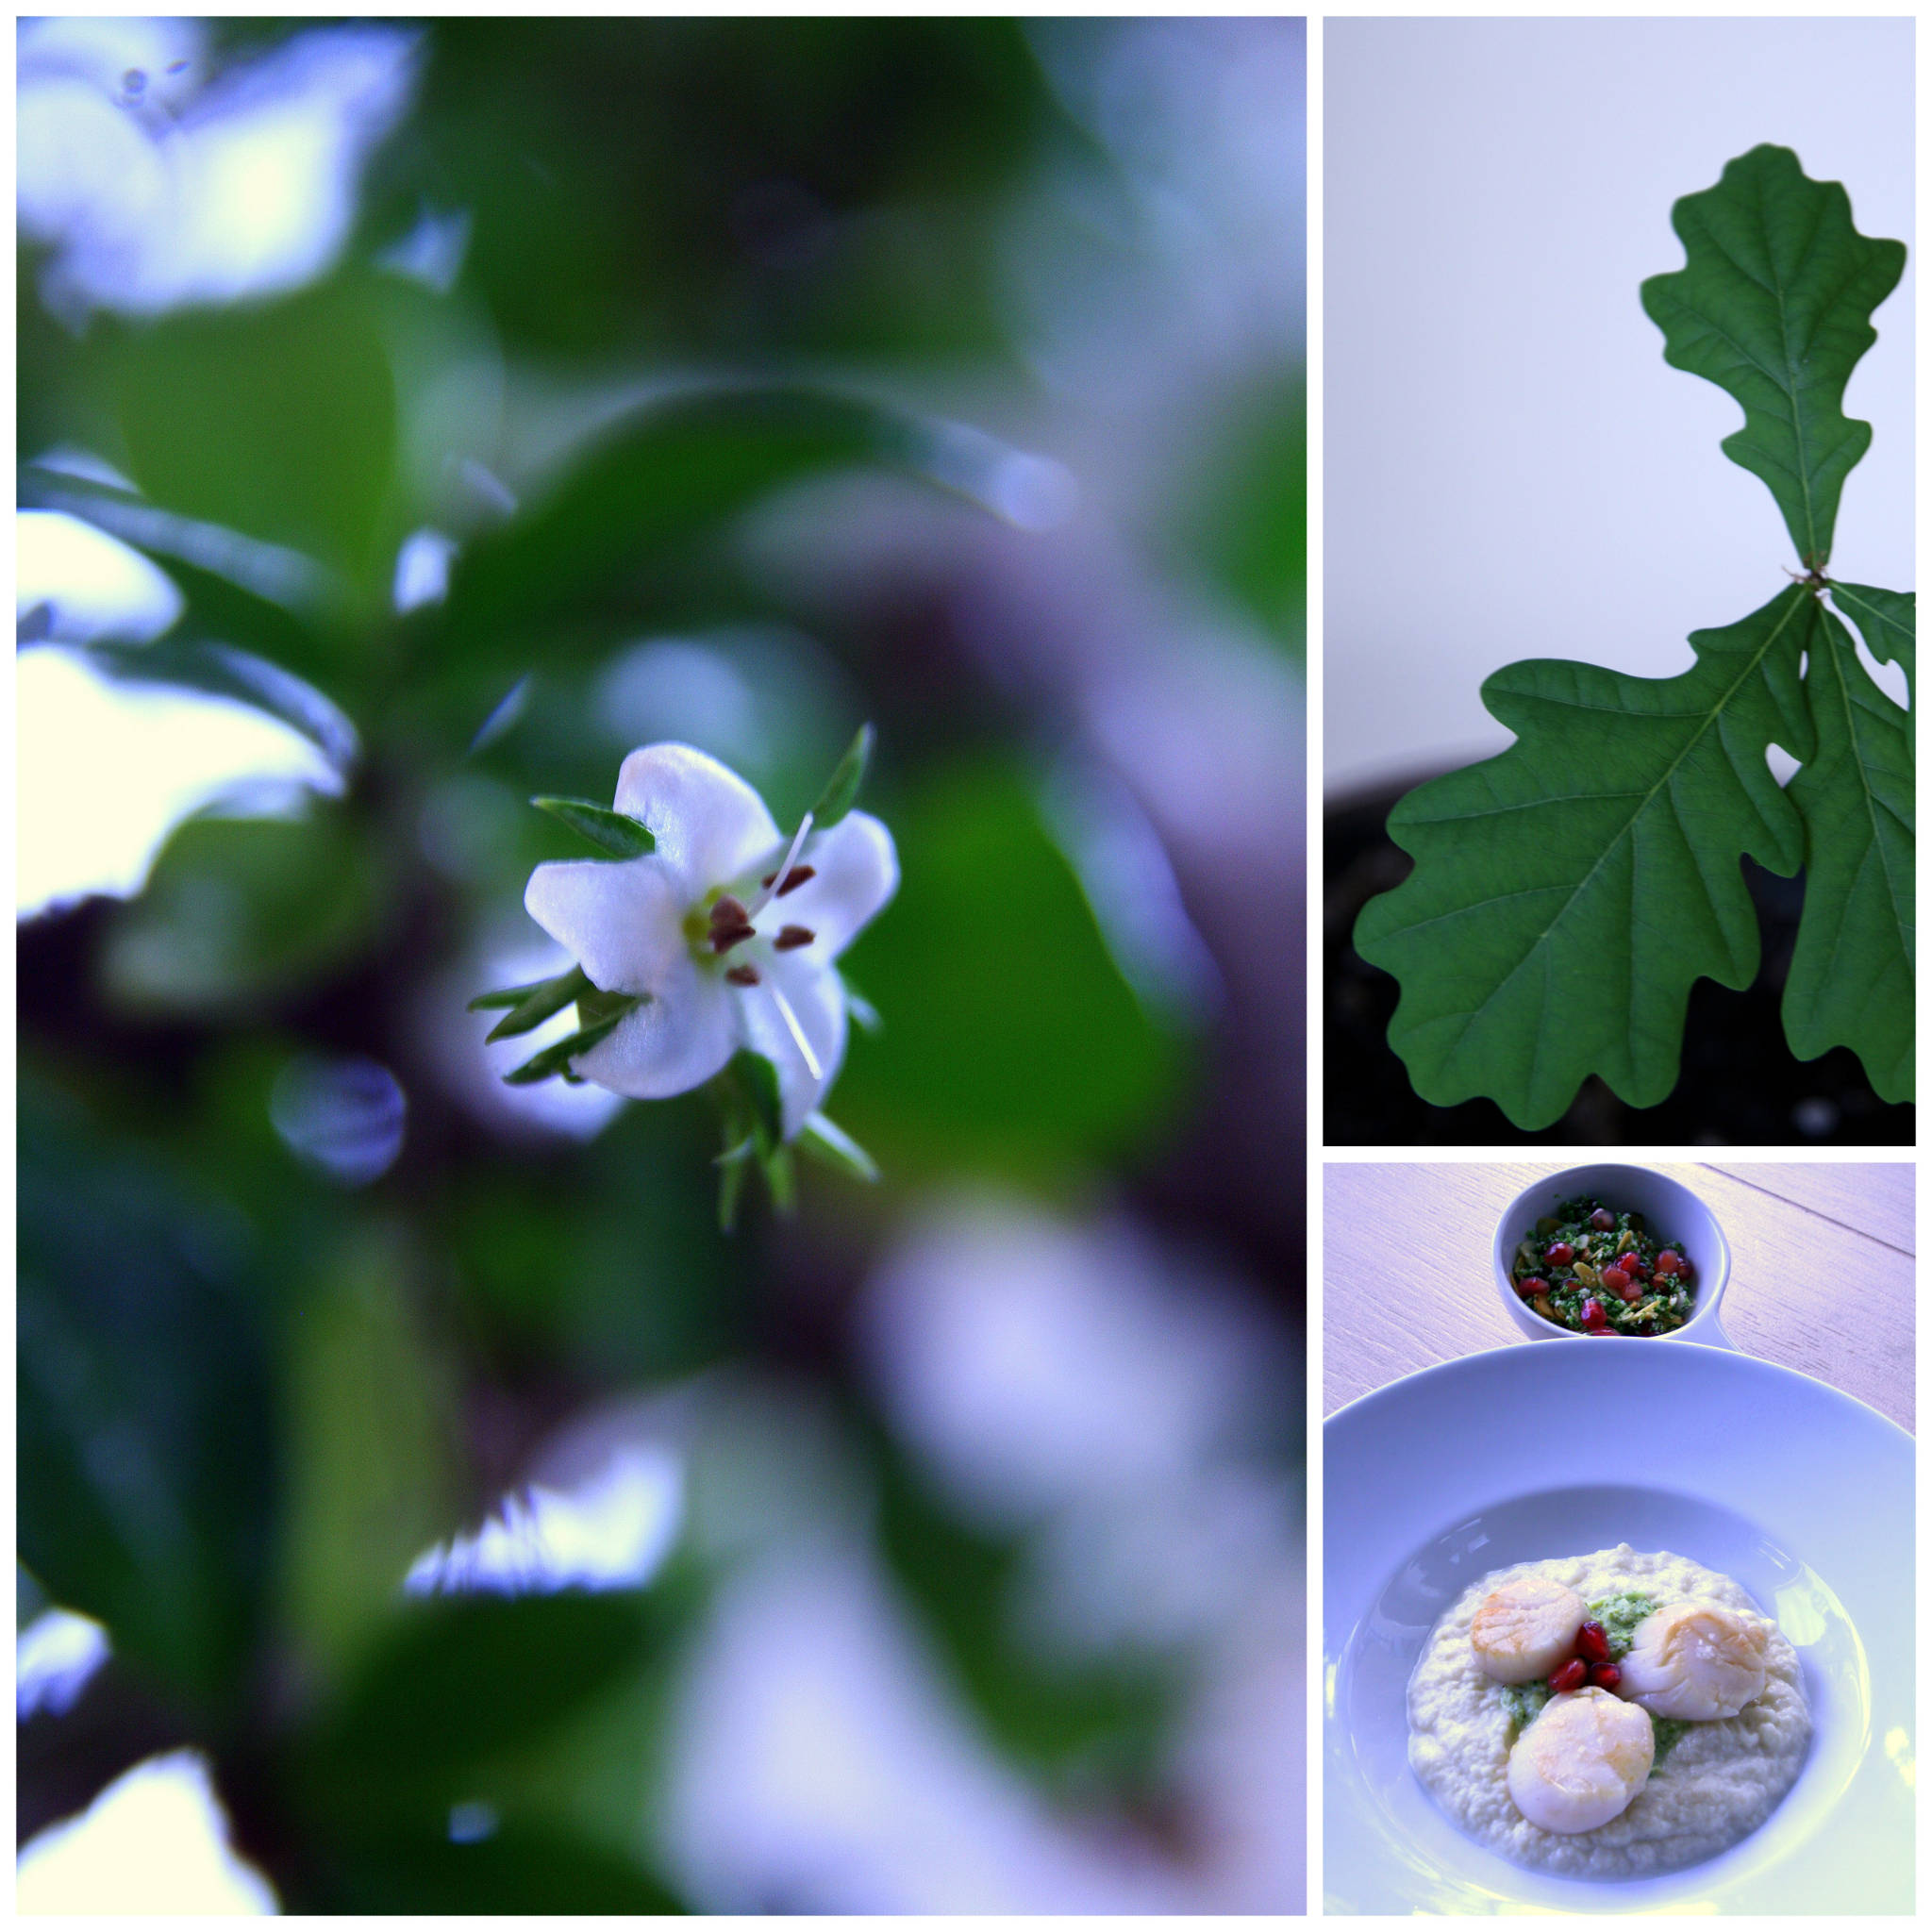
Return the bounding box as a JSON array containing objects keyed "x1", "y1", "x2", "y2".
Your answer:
[
  {"x1": 1507, "y1": 1687, "x2": 1655, "y2": 1834},
  {"x1": 1471, "y1": 1574, "x2": 1589, "y2": 1685},
  {"x1": 1617, "y1": 1599, "x2": 1769, "y2": 1720}
]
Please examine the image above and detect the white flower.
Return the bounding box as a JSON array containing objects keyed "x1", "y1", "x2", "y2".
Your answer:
[
  {"x1": 524, "y1": 743, "x2": 896, "y2": 1139},
  {"x1": 18, "y1": 20, "x2": 418, "y2": 322}
]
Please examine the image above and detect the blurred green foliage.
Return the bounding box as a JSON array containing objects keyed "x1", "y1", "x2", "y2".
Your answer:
[
  {"x1": 18, "y1": 15, "x2": 1302, "y2": 1912},
  {"x1": 872, "y1": 1435, "x2": 1176, "y2": 1792},
  {"x1": 103, "y1": 810, "x2": 391, "y2": 1015},
  {"x1": 105, "y1": 278, "x2": 401, "y2": 585},
  {"x1": 835, "y1": 760, "x2": 1185, "y2": 1182},
  {"x1": 19, "y1": 1074, "x2": 279, "y2": 1722}
]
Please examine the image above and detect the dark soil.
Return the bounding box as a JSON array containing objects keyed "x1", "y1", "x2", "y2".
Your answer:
[{"x1": 1326, "y1": 782, "x2": 1915, "y2": 1147}]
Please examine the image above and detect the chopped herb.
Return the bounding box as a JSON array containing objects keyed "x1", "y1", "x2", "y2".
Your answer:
[
  {"x1": 1650, "y1": 1714, "x2": 1690, "y2": 1765},
  {"x1": 1586, "y1": 1591, "x2": 1657, "y2": 1659},
  {"x1": 1498, "y1": 1679, "x2": 1552, "y2": 1731}
]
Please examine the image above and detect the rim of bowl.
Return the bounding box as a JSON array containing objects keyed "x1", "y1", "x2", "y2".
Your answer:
[{"x1": 1492, "y1": 1164, "x2": 1729, "y2": 1342}]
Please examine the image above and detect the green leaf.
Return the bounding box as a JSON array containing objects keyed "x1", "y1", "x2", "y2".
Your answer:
[
  {"x1": 481, "y1": 966, "x2": 593, "y2": 1042},
  {"x1": 1355, "y1": 586, "x2": 1819, "y2": 1129},
  {"x1": 21, "y1": 465, "x2": 356, "y2": 691},
  {"x1": 17, "y1": 1076, "x2": 277, "y2": 1716},
  {"x1": 1186, "y1": 371, "x2": 1306, "y2": 655},
  {"x1": 1781, "y1": 607, "x2": 1914, "y2": 1100},
  {"x1": 283, "y1": 1233, "x2": 458, "y2": 1679},
  {"x1": 797, "y1": 1111, "x2": 881, "y2": 1183},
  {"x1": 81, "y1": 638, "x2": 359, "y2": 775},
  {"x1": 1641, "y1": 145, "x2": 1906, "y2": 567},
  {"x1": 827, "y1": 762, "x2": 1186, "y2": 1180},
  {"x1": 310, "y1": 1825, "x2": 687, "y2": 1915},
  {"x1": 502, "y1": 1008, "x2": 634, "y2": 1085},
  {"x1": 104, "y1": 810, "x2": 388, "y2": 1017},
  {"x1": 872, "y1": 1436, "x2": 1174, "y2": 1787},
  {"x1": 1830, "y1": 580, "x2": 1916, "y2": 713},
  {"x1": 434, "y1": 385, "x2": 1041, "y2": 644},
  {"x1": 530, "y1": 796, "x2": 656, "y2": 858},
  {"x1": 306, "y1": 1590, "x2": 666, "y2": 1805},
  {"x1": 102, "y1": 275, "x2": 400, "y2": 586},
  {"x1": 809, "y1": 723, "x2": 875, "y2": 829}
]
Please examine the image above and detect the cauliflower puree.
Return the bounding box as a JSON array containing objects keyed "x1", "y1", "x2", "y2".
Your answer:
[{"x1": 1407, "y1": 1544, "x2": 1809, "y2": 1877}]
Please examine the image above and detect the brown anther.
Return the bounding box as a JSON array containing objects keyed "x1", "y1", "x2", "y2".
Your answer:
[
  {"x1": 773, "y1": 925, "x2": 815, "y2": 951},
  {"x1": 709, "y1": 895, "x2": 749, "y2": 928},
  {"x1": 724, "y1": 963, "x2": 760, "y2": 987},
  {"x1": 776, "y1": 864, "x2": 815, "y2": 897},
  {"x1": 710, "y1": 924, "x2": 756, "y2": 954}
]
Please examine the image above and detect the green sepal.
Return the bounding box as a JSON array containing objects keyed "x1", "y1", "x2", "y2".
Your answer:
[
  {"x1": 1641, "y1": 145, "x2": 1906, "y2": 568},
  {"x1": 724, "y1": 1048, "x2": 785, "y2": 1154},
  {"x1": 501, "y1": 1005, "x2": 636, "y2": 1085},
  {"x1": 715, "y1": 1139, "x2": 753, "y2": 1235},
  {"x1": 480, "y1": 965, "x2": 592, "y2": 1041},
  {"x1": 760, "y1": 1142, "x2": 796, "y2": 1215},
  {"x1": 577, "y1": 982, "x2": 642, "y2": 1026},
  {"x1": 809, "y1": 723, "x2": 874, "y2": 830},
  {"x1": 468, "y1": 978, "x2": 551, "y2": 1011},
  {"x1": 531, "y1": 795, "x2": 657, "y2": 858},
  {"x1": 798, "y1": 1111, "x2": 881, "y2": 1184},
  {"x1": 841, "y1": 975, "x2": 882, "y2": 1034},
  {"x1": 711, "y1": 1052, "x2": 794, "y2": 1227}
]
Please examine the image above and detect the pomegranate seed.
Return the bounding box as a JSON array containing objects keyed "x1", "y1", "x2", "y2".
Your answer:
[
  {"x1": 1587, "y1": 1326, "x2": 1617, "y2": 1336},
  {"x1": 1580, "y1": 1298, "x2": 1607, "y2": 1327},
  {"x1": 1545, "y1": 1241, "x2": 1574, "y2": 1266},
  {"x1": 1590, "y1": 1208, "x2": 1615, "y2": 1231},
  {"x1": 1655, "y1": 1250, "x2": 1683, "y2": 1277},
  {"x1": 1549, "y1": 1658, "x2": 1589, "y2": 1694},
  {"x1": 1576, "y1": 1621, "x2": 1609, "y2": 1663},
  {"x1": 1589, "y1": 1661, "x2": 1622, "y2": 1690},
  {"x1": 1617, "y1": 1251, "x2": 1645, "y2": 1277},
  {"x1": 1600, "y1": 1267, "x2": 1632, "y2": 1297},
  {"x1": 1517, "y1": 1274, "x2": 1549, "y2": 1301}
]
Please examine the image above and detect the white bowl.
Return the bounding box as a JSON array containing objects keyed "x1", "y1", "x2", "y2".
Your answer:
[
  {"x1": 1492, "y1": 1163, "x2": 1732, "y2": 1346},
  {"x1": 1324, "y1": 1342, "x2": 1913, "y2": 1914}
]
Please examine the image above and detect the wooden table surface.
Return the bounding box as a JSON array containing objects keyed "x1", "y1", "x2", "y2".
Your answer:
[{"x1": 1323, "y1": 1162, "x2": 1914, "y2": 1432}]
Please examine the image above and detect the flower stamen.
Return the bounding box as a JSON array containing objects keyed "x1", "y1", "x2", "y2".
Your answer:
[
  {"x1": 766, "y1": 978, "x2": 823, "y2": 1080},
  {"x1": 724, "y1": 963, "x2": 761, "y2": 987},
  {"x1": 747, "y1": 812, "x2": 813, "y2": 920},
  {"x1": 708, "y1": 895, "x2": 757, "y2": 952},
  {"x1": 773, "y1": 925, "x2": 815, "y2": 951}
]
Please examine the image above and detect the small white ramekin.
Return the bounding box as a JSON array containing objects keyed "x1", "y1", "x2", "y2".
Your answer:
[{"x1": 1492, "y1": 1164, "x2": 1732, "y2": 1347}]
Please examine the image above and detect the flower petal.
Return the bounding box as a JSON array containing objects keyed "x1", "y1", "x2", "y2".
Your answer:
[
  {"x1": 768, "y1": 810, "x2": 898, "y2": 960},
  {"x1": 612, "y1": 742, "x2": 780, "y2": 902},
  {"x1": 734, "y1": 951, "x2": 848, "y2": 1140},
  {"x1": 573, "y1": 955, "x2": 734, "y2": 1100},
  {"x1": 525, "y1": 857, "x2": 684, "y2": 996}
]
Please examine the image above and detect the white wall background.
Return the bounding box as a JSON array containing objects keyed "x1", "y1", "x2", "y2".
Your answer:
[{"x1": 1324, "y1": 16, "x2": 1914, "y2": 800}]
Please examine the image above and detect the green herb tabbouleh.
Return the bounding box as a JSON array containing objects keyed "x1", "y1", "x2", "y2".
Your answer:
[{"x1": 1509, "y1": 1197, "x2": 1696, "y2": 1337}]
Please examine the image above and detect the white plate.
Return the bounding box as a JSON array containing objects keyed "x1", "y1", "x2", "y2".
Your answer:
[{"x1": 1324, "y1": 1342, "x2": 1914, "y2": 1914}]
